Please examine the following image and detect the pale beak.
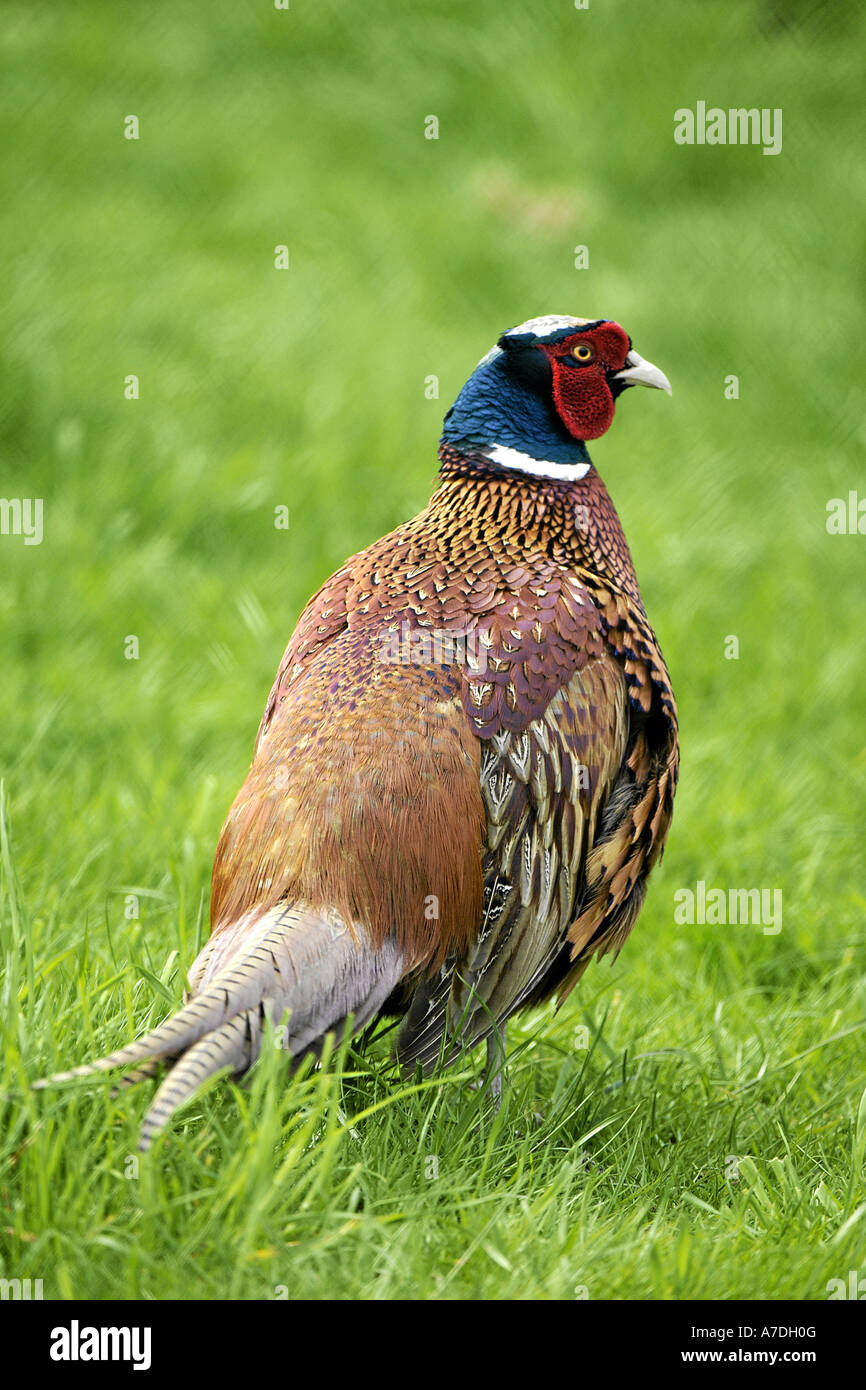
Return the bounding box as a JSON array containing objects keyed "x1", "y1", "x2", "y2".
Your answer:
[{"x1": 613, "y1": 349, "x2": 672, "y2": 396}]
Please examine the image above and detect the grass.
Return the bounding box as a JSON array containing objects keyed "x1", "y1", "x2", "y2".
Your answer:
[{"x1": 0, "y1": 0, "x2": 864, "y2": 1300}]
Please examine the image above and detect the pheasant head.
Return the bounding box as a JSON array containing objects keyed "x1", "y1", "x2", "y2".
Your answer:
[{"x1": 441, "y1": 314, "x2": 671, "y2": 480}]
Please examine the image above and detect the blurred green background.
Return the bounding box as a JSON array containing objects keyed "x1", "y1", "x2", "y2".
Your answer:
[{"x1": 1, "y1": 0, "x2": 864, "y2": 1300}]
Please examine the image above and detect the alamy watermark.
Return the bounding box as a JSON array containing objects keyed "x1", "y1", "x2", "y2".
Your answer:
[
  {"x1": 674, "y1": 103, "x2": 782, "y2": 156},
  {"x1": 826, "y1": 491, "x2": 866, "y2": 535},
  {"x1": 826, "y1": 1271, "x2": 866, "y2": 1300},
  {"x1": 674, "y1": 880, "x2": 782, "y2": 935},
  {"x1": 378, "y1": 621, "x2": 490, "y2": 674},
  {"x1": 1, "y1": 1277, "x2": 43, "y2": 1299},
  {"x1": 0, "y1": 497, "x2": 43, "y2": 545},
  {"x1": 49, "y1": 1321, "x2": 151, "y2": 1371}
]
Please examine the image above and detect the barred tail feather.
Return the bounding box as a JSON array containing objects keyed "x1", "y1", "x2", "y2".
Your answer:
[
  {"x1": 138, "y1": 1011, "x2": 258, "y2": 1151},
  {"x1": 34, "y1": 901, "x2": 406, "y2": 1149}
]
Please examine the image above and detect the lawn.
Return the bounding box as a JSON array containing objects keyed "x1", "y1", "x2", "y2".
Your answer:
[{"x1": 1, "y1": 0, "x2": 864, "y2": 1300}]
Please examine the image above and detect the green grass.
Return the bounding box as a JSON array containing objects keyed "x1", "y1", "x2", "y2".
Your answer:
[{"x1": 1, "y1": 0, "x2": 864, "y2": 1300}]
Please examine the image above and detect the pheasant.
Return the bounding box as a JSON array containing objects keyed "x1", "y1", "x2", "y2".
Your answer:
[{"x1": 36, "y1": 314, "x2": 679, "y2": 1149}]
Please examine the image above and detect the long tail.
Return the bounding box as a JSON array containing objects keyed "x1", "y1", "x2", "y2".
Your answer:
[{"x1": 34, "y1": 902, "x2": 405, "y2": 1150}]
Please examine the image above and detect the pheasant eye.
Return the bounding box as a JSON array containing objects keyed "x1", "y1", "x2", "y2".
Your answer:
[{"x1": 572, "y1": 343, "x2": 595, "y2": 362}]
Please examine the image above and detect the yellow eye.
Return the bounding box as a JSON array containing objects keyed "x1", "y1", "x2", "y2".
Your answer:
[{"x1": 572, "y1": 343, "x2": 595, "y2": 362}]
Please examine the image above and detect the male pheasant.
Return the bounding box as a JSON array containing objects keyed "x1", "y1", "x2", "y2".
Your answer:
[{"x1": 37, "y1": 314, "x2": 679, "y2": 1148}]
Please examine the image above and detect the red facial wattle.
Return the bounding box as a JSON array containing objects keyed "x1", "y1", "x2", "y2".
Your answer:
[{"x1": 540, "y1": 322, "x2": 631, "y2": 441}]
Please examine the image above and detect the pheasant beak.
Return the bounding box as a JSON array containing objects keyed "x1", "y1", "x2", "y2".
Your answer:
[{"x1": 613, "y1": 349, "x2": 672, "y2": 396}]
